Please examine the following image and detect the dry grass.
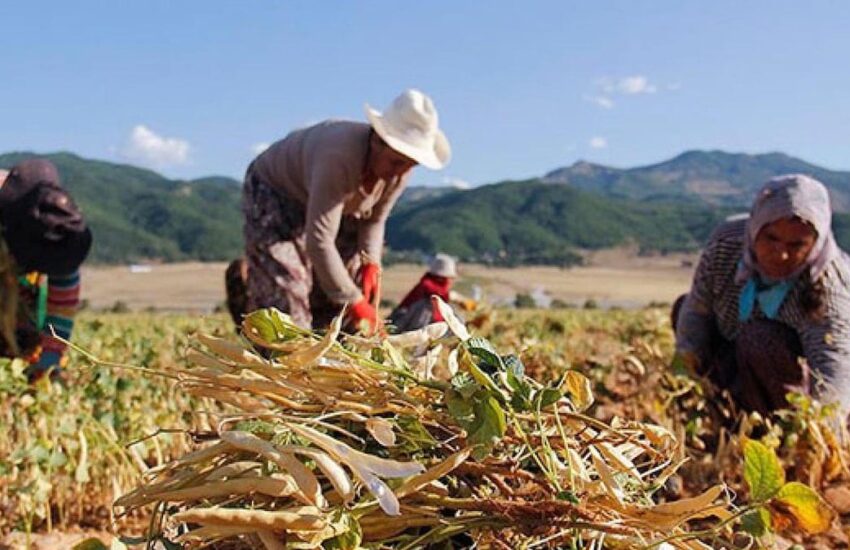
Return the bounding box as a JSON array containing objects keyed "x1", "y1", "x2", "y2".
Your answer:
[{"x1": 81, "y1": 254, "x2": 696, "y2": 312}]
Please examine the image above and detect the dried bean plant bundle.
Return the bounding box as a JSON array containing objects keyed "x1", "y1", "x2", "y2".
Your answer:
[{"x1": 117, "y1": 299, "x2": 731, "y2": 549}]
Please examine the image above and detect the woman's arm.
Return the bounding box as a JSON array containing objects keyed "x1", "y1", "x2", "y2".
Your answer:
[
  {"x1": 34, "y1": 270, "x2": 80, "y2": 371},
  {"x1": 356, "y1": 174, "x2": 410, "y2": 264},
  {"x1": 799, "y1": 280, "x2": 850, "y2": 414},
  {"x1": 675, "y1": 239, "x2": 720, "y2": 370},
  {"x1": 304, "y1": 155, "x2": 363, "y2": 305}
]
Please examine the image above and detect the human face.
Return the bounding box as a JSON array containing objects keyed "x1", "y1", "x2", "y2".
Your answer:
[
  {"x1": 753, "y1": 216, "x2": 817, "y2": 280},
  {"x1": 368, "y1": 134, "x2": 418, "y2": 182}
]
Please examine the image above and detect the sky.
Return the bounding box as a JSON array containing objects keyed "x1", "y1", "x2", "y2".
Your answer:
[{"x1": 1, "y1": 1, "x2": 849, "y2": 187}]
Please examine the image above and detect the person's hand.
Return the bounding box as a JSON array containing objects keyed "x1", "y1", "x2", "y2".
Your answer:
[
  {"x1": 25, "y1": 350, "x2": 65, "y2": 385},
  {"x1": 348, "y1": 298, "x2": 380, "y2": 335},
  {"x1": 359, "y1": 263, "x2": 381, "y2": 305}
]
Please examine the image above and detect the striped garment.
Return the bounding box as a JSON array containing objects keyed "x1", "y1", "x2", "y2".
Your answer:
[
  {"x1": 19, "y1": 270, "x2": 80, "y2": 371},
  {"x1": 676, "y1": 219, "x2": 850, "y2": 413}
]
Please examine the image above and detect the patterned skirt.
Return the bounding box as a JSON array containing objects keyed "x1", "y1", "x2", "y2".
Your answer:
[{"x1": 238, "y1": 165, "x2": 361, "y2": 329}]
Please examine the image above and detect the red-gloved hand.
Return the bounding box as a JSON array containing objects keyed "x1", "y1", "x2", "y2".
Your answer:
[
  {"x1": 360, "y1": 263, "x2": 382, "y2": 304},
  {"x1": 348, "y1": 297, "x2": 379, "y2": 335}
]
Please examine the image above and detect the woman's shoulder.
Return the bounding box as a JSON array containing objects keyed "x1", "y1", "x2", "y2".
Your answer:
[
  {"x1": 708, "y1": 217, "x2": 747, "y2": 245},
  {"x1": 822, "y1": 252, "x2": 850, "y2": 294},
  {"x1": 701, "y1": 218, "x2": 746, "y2": 265}
]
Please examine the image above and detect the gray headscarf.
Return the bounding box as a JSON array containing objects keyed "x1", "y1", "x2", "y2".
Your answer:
[{"x1": 736, "y1": 174, "x2": 840, "y2": 284}]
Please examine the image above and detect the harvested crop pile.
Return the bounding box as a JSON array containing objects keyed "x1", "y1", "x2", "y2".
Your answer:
[{"x1": 117, "y1": 299, "x2": 736, "y2": 549}]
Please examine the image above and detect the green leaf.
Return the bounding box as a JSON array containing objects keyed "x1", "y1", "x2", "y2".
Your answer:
[
  {"x1": 557, "y1": 490, "x2": 581, "y2": 504},
  {"x1": 465, "y1": 337, "x2": 503, "y2": 372},
  {"x1": 463, "y1": 354, "x2": 502, "y2": 397},
  {"x1": 370, "y1": 347, "x2": 386, "y2": 364},
  {"x1": 741, "y1": 507, "x2": 771, "y2": 538},
  {"x1": 503, "y1": 354, "x2": 525, "y2": 379},
  {"x1": 534, "y1": 388, "x2": 563, "y2": 410},
  {"x1": 450, "y1": 372, "x2": 477, "y2": 399},
  {"x1": 504, "y1": 355, "x2": 533, "y2": 411},
  {"x1": 773, "y1": 481, "x2": 835, "y2": 534},
  {"x1": 743, "y1": 438, "x2": 785, "y2": 502},
  {"x1": 323, "y1": 509, "x2": 363, "y2": 549},
  {"x1": 242, "y1": 308, "x2": 303, "y2": 345},
  {"x1": 468, "y1": 393, "x2": 506, "y2": 459},
  {"x1": 509, "y1": 381, "x2": 533, "y2": 412},
  {"x1": 445, "y1": 389, "x2": 475, "y2": 429},
  {"x1": 381, "y1": 341, "x2": 408, "y2": 371},
  {"x1": 233, "y1": 419, "x2": 277, "y2": 436},
  {"x1": 395, "y1": 415, "x2": 437, "y2": 453}
]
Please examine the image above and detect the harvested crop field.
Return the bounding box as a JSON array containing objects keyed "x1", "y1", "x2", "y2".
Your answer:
[{"x1": 2, "y1": 305, "x2": 848, "y2": 548}]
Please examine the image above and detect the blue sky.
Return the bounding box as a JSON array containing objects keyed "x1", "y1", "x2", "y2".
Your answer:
[{"x1": 1, "y1": 1, "x2": 848, "y2": 186}]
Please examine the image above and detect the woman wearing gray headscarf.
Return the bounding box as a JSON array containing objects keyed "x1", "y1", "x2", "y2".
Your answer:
[{"x1": 674, "y1": 174, "x2": 850, "y2": 416}]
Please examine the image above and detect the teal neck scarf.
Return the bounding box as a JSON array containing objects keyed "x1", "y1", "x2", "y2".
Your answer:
[{"x1": 738, "y1": 273, "x2": 794, "y2": 321}]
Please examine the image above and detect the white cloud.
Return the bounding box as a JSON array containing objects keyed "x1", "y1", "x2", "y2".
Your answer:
[
  {"x1": 589, "y1": 137, "x2": 608, "y2": 149},
  {"x1": 251, "y1": 142, "x2": 271, "y2": 155},
  {"x1": 584, "y1": 95, "x2": 615, "y2": 109},
  {"x1": 122, "y1": 125, "x2": 190, "y2": 167},
  {"x1": 442, "y1": 176, "x2": 471, "y2": 189},
  {"x1": 590, "y1": 75, "x2": 664, "y2": 108},
  {"x1": 617, "y1": 75, "x2": 657, "y2": 95}
]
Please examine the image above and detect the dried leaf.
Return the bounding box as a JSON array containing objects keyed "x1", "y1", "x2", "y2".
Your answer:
[
  {"x1": 284, "y1": 311, "x2": 343, "y2": 367},
  {"x1": 773, "y1": 481, "x2": 835, "y2": 534},
  {"x1": 590, "y1": 447, "x2": 624, "y2": 505},
  {"x1": 596, "y1": 442, "x2": 640, "y2": 479},
  {"x1": 366, "y1": 418, "x2": 397, "y2": 447},
  {"x1": 622, "y1": 485, "x2": 729, "y2": 530},
  {"x1": 562, "y1": 370, "x2": 594, "y2": 411},
  {"x1": 386, "y1": 322, "x2": 448, "y2": 348},
  {"x1": 396, "y1": 447, "x2": 473, "y2": 498},
  {"x1": 433, "y1": 296, "x2": 470, "y2": 341}
]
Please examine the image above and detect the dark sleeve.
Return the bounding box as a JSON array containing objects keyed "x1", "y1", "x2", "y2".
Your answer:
[{"x1": 675, "y1": 235, "x2": 720, "y2": 364}]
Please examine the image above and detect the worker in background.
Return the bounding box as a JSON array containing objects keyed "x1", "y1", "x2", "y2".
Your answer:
[
  {"x1": 390, "y1": 253, "x2": 475, "y2": 332},
  {"x1": 227, "y1": 89, "x2": 450, "y2": 334},
  {"x1": 0, "y1": 159, "x2": 92, "y2": 383}
]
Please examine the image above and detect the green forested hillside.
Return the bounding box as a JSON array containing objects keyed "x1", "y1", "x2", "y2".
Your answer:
[
  {"x1": 387, "y1": 180, "x2": 731, "y2": 265},
  {"x1": 0, "y1": 152, "x2": 243, "y2": 263},
  {"x1": 3, "y1": 151, "x2": 850, "y2": 265}
]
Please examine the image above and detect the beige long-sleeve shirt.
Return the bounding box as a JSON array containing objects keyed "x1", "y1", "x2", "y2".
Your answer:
[{"x1": 252, "y1": 120, "x2": 408, "y2": 304}]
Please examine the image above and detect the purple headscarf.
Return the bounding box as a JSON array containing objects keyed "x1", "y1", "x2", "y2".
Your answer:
[{"x1": 736, "y1": 174, "x2": 840, "y2": 284}]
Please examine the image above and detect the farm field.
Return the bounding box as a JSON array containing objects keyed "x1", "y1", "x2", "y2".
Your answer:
[
  {"x1": 80, "y1": 254, "x2": 697, "y2": 312},
  {"x1": 1, "y1": 306, "x2": 848, "y2": 548}
]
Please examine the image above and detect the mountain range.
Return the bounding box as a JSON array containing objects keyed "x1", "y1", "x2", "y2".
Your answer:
[
  {"x1": 543, "y1": 150, "x2": 850, "y2": 211},
  {"x1": 2, "y1": 150, "x2": 849, "y2": 265}
]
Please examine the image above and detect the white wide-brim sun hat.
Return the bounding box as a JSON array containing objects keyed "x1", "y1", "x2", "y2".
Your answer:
[
  {"x1": 429, "y1": 253, "x2": 458, "y2": 278},
  {"x1": 365, "y1": 89, "x2": 451, "y2": 170}
]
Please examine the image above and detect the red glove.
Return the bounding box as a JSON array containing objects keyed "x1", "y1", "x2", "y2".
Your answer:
[
  {"x1": 360, "y1": 263, "x2": 382, "y2": 305},
  {"x1": 348, "y1": 298, "x2": 379, "y2": 335}
]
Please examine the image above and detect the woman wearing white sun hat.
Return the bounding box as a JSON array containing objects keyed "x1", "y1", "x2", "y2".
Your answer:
[{"x1": 228, "y1": 89, "x2": 450, "y2": 334}]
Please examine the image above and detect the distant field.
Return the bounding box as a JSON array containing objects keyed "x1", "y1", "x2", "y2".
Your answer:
[{"x1": 81, "y1": 253, "x2": 697, "y2": 312}]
